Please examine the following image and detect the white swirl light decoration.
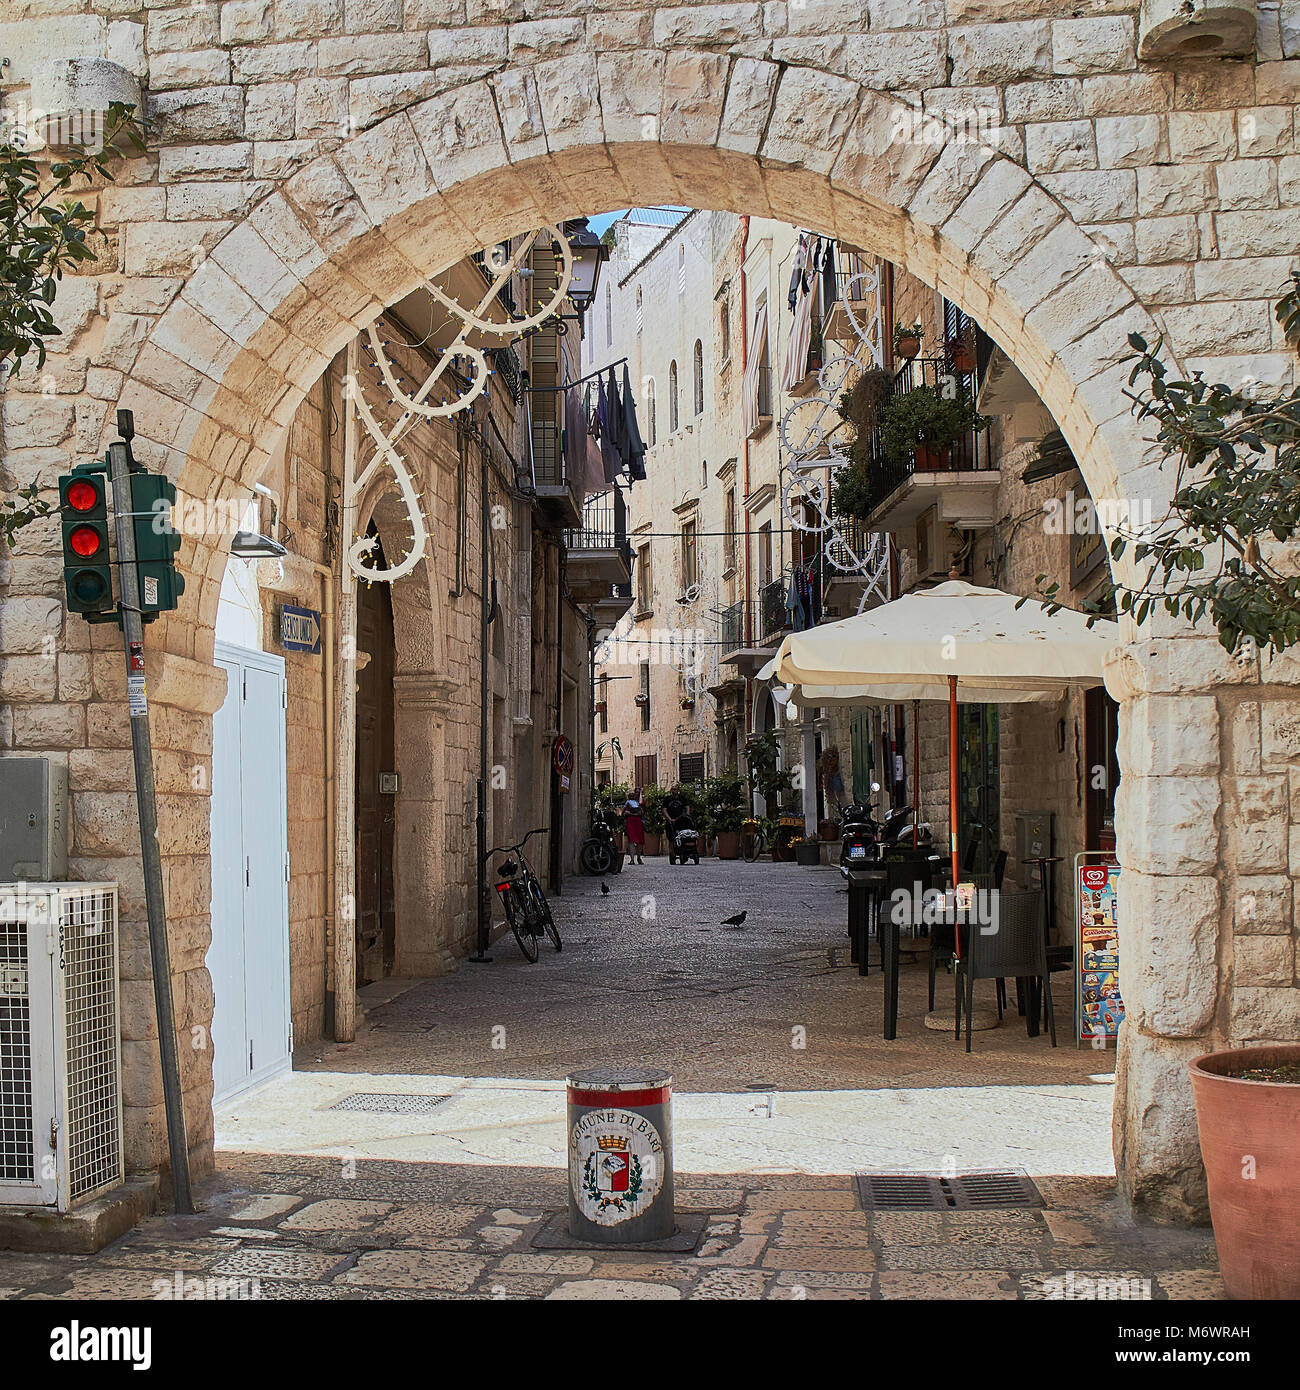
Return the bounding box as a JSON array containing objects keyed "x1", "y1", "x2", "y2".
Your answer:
[
  {"x1": 343, "y1": 226, "x2": 576, "y2": 585},
  {"x1": 777, "y1": 263, "x2": 890, "y2": 610},
  {"x1": 345, "y1": 376, "x2": 432, "y2": 584}
]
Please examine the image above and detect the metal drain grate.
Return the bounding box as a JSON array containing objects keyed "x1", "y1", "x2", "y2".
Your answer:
[
  {"x1": 855, "y1": 1168, "x2": 1044, "y2": 1211},
  {"x1": 329, "y1": 1092, "x2": 451, "y2": 1115}
]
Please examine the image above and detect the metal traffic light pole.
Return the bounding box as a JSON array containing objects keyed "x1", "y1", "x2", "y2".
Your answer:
[{"x1": 107, "y1": 411, "x2": 193, "y2": 1215}]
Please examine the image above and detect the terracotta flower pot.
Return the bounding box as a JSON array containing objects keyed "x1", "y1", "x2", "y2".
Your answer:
[
  {"x1": 716, "y1": 830, "x2": 741, "y2": 860},
  {"x1": 896, "y1": 335, "x2": 920, "y2": 359},
  {"x1": 1189, "y1": 1044, "x2": 1300, "y2": 1299},
  {"x1": 913, "y1": 444, "x2": 950, "y2": 472},
  {"x1": 643, "y1": 832, "x2": 663, "y2": 856}
]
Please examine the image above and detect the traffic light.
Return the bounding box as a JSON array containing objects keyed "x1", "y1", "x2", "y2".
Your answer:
[
  {"x1": 59, "y1": 467, "x2": 116, "y2": 619},
  {"x1": 129, "y1": 471, "x2": 185, "y2": 621}
]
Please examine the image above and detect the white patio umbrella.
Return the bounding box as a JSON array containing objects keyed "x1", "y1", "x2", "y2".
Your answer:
[{"x1": 772, "y1": 581, "x2": 1120, "y2": 889}]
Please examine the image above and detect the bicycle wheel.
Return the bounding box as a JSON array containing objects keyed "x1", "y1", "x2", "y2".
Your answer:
[
  {"x1": 503, "y1": 885, "x2": 539, "y2": 962},
  {"x1": 742, "y1": 832, "x2": 764, "y2": 863},
  {"x1": 580, "y1": 840, "x2": 613, "y2": 876},
  {"x1": 532, "y1": 883, "x2": 562, "y2": 952}
]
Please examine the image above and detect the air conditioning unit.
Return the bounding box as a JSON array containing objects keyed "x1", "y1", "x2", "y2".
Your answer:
[{"x1": 0, "y1": 883, "x2": 123, "y2": 1212}]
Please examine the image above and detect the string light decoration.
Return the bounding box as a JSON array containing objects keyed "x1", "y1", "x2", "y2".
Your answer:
[
  {"x1": 342, "y1": 227, "x2": 575, "y2": 585},
  {"x1": 778, "y1": 267, "x2": 891, "y2": 613}
]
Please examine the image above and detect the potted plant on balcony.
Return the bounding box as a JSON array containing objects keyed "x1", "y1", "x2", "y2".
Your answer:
[
  {"x1": 793, "y1": 836, "x2": 822, "y2": 866},
  {"x1": 947, "y1": 323, "x2": 976, "y2": 374},
  {"x1": 893, "y1": 322, "x2": 923, "y2": 360},
  {"x1": 1190, "y1": 1044, "x2": 1300, "y2": 1298},
  {"x1": 705, "y1": 773, "x2": 746, "y2": 859},
  {"x1": 641, "y1": 784, "x2": 666, "y2": 856},
  {"x1": 807, "y1": 318, "x2": 824, "y2": 375},
  {"x1": 879, "y1": 386, "x2": 988, "y2": 472}
]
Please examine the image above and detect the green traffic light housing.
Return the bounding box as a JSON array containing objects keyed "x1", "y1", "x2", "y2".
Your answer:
[
  {"x1": 58, "y1": 465, "x2": 116, "y2": 619},
  {"x1": 129, "y1": 471, "x2": 186, "y2": 622}
]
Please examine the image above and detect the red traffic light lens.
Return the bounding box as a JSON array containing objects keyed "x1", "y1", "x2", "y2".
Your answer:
[
  {"x1": 69, "y1": 524, "x2": 102, "y2": 558},
  {"x1": 66, "y1": 479, "x2": 99, "y2": 511}
]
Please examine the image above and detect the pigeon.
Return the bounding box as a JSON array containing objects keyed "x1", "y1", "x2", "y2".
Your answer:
[
  {"x1": 720, "y1": 910, "x2": 747, "y2": 927},
  {"x1": 600, "y1": 882, "x2": 610, "y2": 895}
]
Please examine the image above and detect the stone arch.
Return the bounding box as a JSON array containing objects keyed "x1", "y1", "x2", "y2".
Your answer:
[{"x1": 21, "y1": 35, "x2": 1297, "y2": 1218}]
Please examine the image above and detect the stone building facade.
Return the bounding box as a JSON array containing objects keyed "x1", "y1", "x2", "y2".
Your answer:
[{"x1": 0, "y1": 0, "x2": 1297, "y2": 1220}]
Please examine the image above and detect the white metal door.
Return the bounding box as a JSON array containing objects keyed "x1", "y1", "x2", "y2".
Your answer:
[{"x1": 208, "y1": 644, "x2": 291, "y2": 1105}]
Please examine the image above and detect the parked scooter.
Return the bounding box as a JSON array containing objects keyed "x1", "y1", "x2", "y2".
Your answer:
[
  {"x1": 579, "y1": 805, "x2": 624, "y2": 876},
  {"x1": 838, "y1": 782, "x2": 919, "y2": 875}
]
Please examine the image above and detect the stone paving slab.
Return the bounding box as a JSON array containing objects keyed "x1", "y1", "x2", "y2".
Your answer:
[{"x1": 0, "y1": 864, "x2": 1226, "y2": 1301}]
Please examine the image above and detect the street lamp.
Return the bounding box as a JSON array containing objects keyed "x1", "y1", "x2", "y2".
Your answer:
[
  {"x1": 562, "y1": 220, "x2": 608, "y2": 315},
  {"x1": 230, "y1": 530, "x2": 287, "y2": 559}
]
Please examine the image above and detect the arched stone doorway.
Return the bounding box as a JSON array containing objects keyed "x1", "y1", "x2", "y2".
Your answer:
[{"x1": 7, "y1": 29, "x2": 1299, "y2": 1221}]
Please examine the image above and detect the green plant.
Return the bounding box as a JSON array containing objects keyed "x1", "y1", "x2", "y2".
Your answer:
[
  {"x1": 893, "y1": 321, "x2": 923, "y2": 350},
  {"x1": 838, "y1": 368, "x2": 892, "y2": 452},
  {"x1": 595, "y1": 781, "x2": 631, "y2": 810},
  {"x1": 878, "y1": 386, "x2": 988, "y2": 462},
  {"x1": 1, "y1": 482, "x2": 51, "y2": 545},
  {"x1": 744, "y1": 730, "x2": 793, "y2": 811},
  {"x1": 1, "y1": 101, "x2": 144, "y2": 373},
  {"x1": 1036, "y1": 276, "x2": 1300, "y2": 656},
  {"x1": 641, "y1": 785, "x2": 666, "y2": 834},
  {"x1": 703, "y1": 773, "x2": 747, "y2": 833}
]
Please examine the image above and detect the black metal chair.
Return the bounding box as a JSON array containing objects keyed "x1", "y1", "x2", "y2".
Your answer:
[{"x1": 954, "y1": 889, "x2": 1056, "y2": 1051}]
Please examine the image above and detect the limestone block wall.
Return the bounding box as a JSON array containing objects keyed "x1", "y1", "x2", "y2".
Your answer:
[{"x1": 1, "y1": 0, "x2": 1298, "y2": 1214}]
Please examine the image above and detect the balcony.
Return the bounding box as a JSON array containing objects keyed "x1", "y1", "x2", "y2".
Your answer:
[
  {"x1": 566, "y1": 489, "x2": 633, "y2": 611},
  {"x1": 717, "y1": 598, "x2": 772, "y2": 676},
  {"x1": 823, "y1": 269, "x2": 877, "y2": 347},
  {"x1": 861, "y1": 356, "x2": 999, "y2": 549}
]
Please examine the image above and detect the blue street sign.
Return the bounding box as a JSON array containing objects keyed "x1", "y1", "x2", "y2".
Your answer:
[{"x1": 280, "y1": 604, "x2": 322, "y2": 655}]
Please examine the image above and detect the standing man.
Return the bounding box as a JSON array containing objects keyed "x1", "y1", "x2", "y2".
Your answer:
[{"x1": 663, "y1": 784, "x2": 690, "y2": 866}]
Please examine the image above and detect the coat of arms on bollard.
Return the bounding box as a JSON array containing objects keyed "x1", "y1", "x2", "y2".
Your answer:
[
  {"x1": 566, "y1": 1068, "x2": 675, "y2": 1244},
  {"x1": 571, "y1": 1114, "x2": 663, "y2": 1223}
]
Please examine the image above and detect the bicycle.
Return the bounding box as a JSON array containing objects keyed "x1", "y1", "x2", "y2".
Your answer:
[
  {"x1": 741, "y1": 820, "x2": 769, "y2": 862},
  {"x1": 489, "y1": 828, "x2": 562, "y2": 962}
]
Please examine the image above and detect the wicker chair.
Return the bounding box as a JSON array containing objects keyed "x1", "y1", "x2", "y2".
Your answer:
[{"x1": 954, "y1": 889, "x2": 1055, "y2": 1051}]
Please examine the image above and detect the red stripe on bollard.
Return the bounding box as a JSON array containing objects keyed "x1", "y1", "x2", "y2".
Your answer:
[{"x1": 567, "y1": 1086, "x2": 670, "y2": 1109}]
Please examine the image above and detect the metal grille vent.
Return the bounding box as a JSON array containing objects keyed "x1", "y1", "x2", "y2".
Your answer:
[
  {"x1": 60, "y1": 889, "x2": 121, "y2": 1200},
  {"x1": 856, "y1": 1169, "x2": 1044, "y2": 1211},
  {"x1": 329, "y1": 1092, "x2": 451, "y2": 1115},
  {"x1": 0, "y1": 915, "x2": 34, "y2": 1184}
]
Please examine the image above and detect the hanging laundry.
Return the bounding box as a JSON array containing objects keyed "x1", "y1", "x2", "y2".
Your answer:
[
  {"x1": 595, "y1": 376, "x2": 623, "y2": 486},
  {"x1": 621, "y1": 363, "x2": 646, "y2": 483},
  {"x1": 787, "y1": 233, "x2": 808, "y2": 314},
  {"x1": 821, "y1": 239, "x2": 837, "y2": 315}
]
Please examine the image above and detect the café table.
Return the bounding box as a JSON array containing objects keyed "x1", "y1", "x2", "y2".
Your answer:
[{"x1": 848, "y1": 869, "x2": 977, "y2": 1041}]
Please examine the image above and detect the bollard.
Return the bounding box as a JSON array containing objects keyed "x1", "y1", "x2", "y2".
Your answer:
[{"x1": 567, "y1": 1066, "x2": 674, "y2": 1244}]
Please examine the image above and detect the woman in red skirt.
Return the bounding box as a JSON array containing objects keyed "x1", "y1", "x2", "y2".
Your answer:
[{"x1": 623, "y1": 790, "x2": 646, "y2": 865}]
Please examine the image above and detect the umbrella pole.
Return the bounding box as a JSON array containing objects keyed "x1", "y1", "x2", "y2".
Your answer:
[
  {"x1": 948, "y1": 676, "x2": 960, "y2": 949},
  {"x1": 912, "y1": 699, "x2": 919, "y2": 848}
]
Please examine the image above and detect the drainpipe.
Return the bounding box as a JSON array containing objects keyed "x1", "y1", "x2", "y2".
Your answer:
[
  {"x1": 313, "y1": 556, "x2": 336, "y2": 1033},
  {"x1": 333, "y1": 339, "x2": 359, "y2": 1043},
  {"x1": 739, "y1": 214, "x2": 752, "y2": 740}
]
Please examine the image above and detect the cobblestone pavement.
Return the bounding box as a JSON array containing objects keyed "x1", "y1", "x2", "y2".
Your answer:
[{"x1": 0, "y1": 859, "x2": 1222, "y2": 1299}]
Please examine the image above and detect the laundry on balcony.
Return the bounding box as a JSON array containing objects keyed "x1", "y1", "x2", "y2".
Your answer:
[
  {"x1": 588, "y1": 367, "x2": 646, "y2": 488},
  {"x1": 620, "y1": 363, "x2": 647, "y2": 483},
  {"x1": 563, "y1": 384, "x2": 607, "y2": 502},
  {"x1": 784, "y1": 561, "x2": 823, "y2": 632}
]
